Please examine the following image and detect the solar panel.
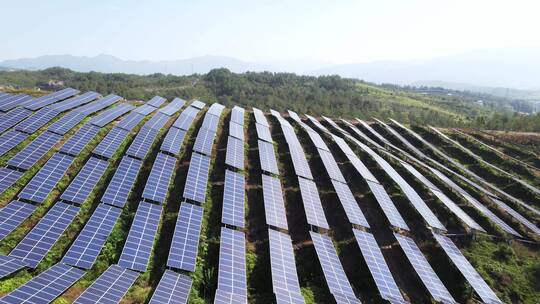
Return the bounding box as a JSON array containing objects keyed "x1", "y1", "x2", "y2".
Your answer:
[
  {"x1": 149, "y1": 270, "x2": 192, "y2": 304},
  {"x1": 8, "y1": 131, "x2": 62, "y2": 170},
  {"x1": 191, "y1": 100, "x2": 206, "y2": 109},
  {"x1": 231, "y1": 106, "x2": 245, "y2": 125},
  {"x1": 258, "y1": 140, "x2": 279, "y2": 175},
  {"x1": 207, "y1": 103, "x2": 225, "y2": 117},
  {"x1": 432, "y1": 232, "x2": 503, "y2": 304},
  {"x1": 0, "y1": 263, "x2": 85, "y2": 303},
  {"x1": 0, "y1": 200, "x2": 36, "y2": 241},
  {"x1": 183, "y1": 153, "x2": 211, "y2": 203},
  {"x1": 256, "y1": 123, "x2": 273, "y2": 142},
  {"x1": 101, "y1": 156, "x2": 142, "y2": 208},
  {"x1": 331, "y1": 180, "x2": 370, "y2": 228},
  {"x1": 101, "y1": 156, "x2": 143, "y2": 208},
  {"x1": 126, "y1": 127, "x2": 159, "y2": 159},
  {"x1": 201, "y1": 113, "x2": 220, "y2": 131},
  {"x1": 61, "y1": 157, "x2": 109, "y2": 204},
  {"x1": 366, "y1": 180, "x2": 409, "y2": 231},
  {"x1": 262, "y1": 174, "x2": 288, "y2": 230},
  {"x1": 167, "y1": 202, "x2": 203, "y2": 271},
  {"x1": 25, "y1": 87, "x2": 80, "y2": 111},
  {"x1": 90, "y1": 103, "x2": 135, "y2": 127},
  {"x1": 0, "y1": 255, "x2": 26, "y2": 279},
  {"x1": 147, "y1": 96, "x2": 167, "y2": 107},
  {"x1": 19, "y1": 153, "x2": 75, "y2": 204},
  {"x1": 182, "y1": 106, "x2": 201, "y2": 118},
  {"x1": 399, "y1": 182, "x2": 446, "y2": 231},
  {"x1": 393, "y1": 233, "x2": 455, "y2": 303},
  {"x1": 161, "y1": 127, "x2": 187, "y2": 156},
  {"x1": 47, "y1": 111, "x2": 87, "y2": 135},
  {"x1": 118, "y1": 201, "x2": 163, "y2": 272},
  {"x1": 60, "y1": 124, "x2": 101, "y2": 156},
  {"x1": 217, "y1": 228, "x2": 247, "y2": 298},
  {"x1": 317, "y1": 148, "x2": 346, "y2": 183},
  {"x1": 0, "y1": 94, "x2": 32, "y2": 112},
  {"x1": 62, "y1": 203, "x2": 121, "y2": 269},
  {"x1": 253, "y1": 107, "x2": 269, "y2": 127},
  {"x1": 145, "y1": 112, "x2": 170, "y2": 130},
  {"x1": 76, "y1": 94, "x2": 122, "y2": 115},
  {"x1": 306, "y1": 114, "x2": 330, "y2": 134},
  {"x1": 305, "y1": 129, "x2": 330, "y2": 151},
  {"x1": 431, "y1": 189, "x2": 486, "y2": 232},
  {"x1": 289, "y1": 145, "x2": 313, "y2": 180},
  {"x1": 193, "y1": 128, "x2": 216, "y2": 156},
  {"x1": 116, "y1": 112, "x2": 146, "y2": 131},
  {"x1": 229, "y1": 122, "x2": 244, "y2": 141},
  {"x1": 134, "y1": 104, "x2": 157, "y2": 116},
  {"x1": 50, "y1": 91, "x2": 100, "y2": 112},
  {"x1": 214, "y1": 289, "x2": 247, "y2": 304},
  {"x1": 352, "y1": 229, "x2": 405, "y2": 303},
  {"x1": 159, "y1": 97, "x2": 186, "y2": 116},
  {"x1": 93, "y1": 127, "x2": 131, "y2": 159},
  {"x1": 225, "y1": 136, "x2": 244, "y2": 170},
  {"x1": 0, "y1": 107, "x2": 33, "y2": 133},
  {"x1": 0, "y1": 168, "x2": 23, "y2": 195},
  {"x1": 74, "y1": 264, "x2": 139, "y2": 304},
  {"x1": 287, "y1": 110, "x2": 301, "y2": 123},
  {"x1": 309, "y1": 231, "x2": 358, "y2": 300},
  {"x1": 298, "y1": 177, "x2": 329, "y2": 229},
  {"x1": 10, "y1": 202, "x2": 79, "y2": 268},
  {"x1": 173, "y1": 111, "x2": 198, "y2": 130},
  {"x1": 16, "y1": 107, "x2": 61, "y2": 134},
  {"x1": 222, "y1": 170, "x2": 245, "y2": 228},
  {"x1": 0, "y1": 131, "x2": 28, "y2": 157},
  {"x1": 332, "y1": 135, "x2": 357, "y2": 157},
  {"x1": 490, "y1": 198, "x2": 540, "y2": 236},
  {"x1": 143, "y1": 153, "x2": 177, "y2": 204},
  {"x1": 274, "y1": 289, "x2": 306, "y2": 304},
  {"x1": 268, "y1": 229, "x2": 304, "y2": 299}
]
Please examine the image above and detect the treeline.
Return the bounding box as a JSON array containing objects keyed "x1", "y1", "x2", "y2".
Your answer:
[{"x1": 1, "y1": 67, "x2": 538, "y2": 131}]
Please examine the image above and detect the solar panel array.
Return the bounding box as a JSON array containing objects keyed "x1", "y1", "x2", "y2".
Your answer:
[
  {"x1": 490, "y1": 198, "x2": 540, "y2": 236},
  {"x1": 0, "y1": 200, "x2": 36, "y2": 241},
  {"x1": 231, "y1": 106, "x2": 245, "y2": 125},
  {"x1": 60, "y1": 157, "x2": 109, "y2": 205},
  {"x1": 258, "y1": 140, "x2": 279, "y2": 175},
  {"x1": 74, "y1": 264, "x2": 139, "y2": 304},
  {"x1": 142, "y1": 153, "x2": 177, "y2": 204},
  {"x1": 76, "y1": 94, "x2": 122, "y2": 115},
  {"x1": 25, "y1": 87, "x2": 80, "y2": 111},
  {"x1": 193, "y1": 128, "x2": 216, "y2": 156},
  {"x1": 262, "y1": 174, "x2": 288, "y2": 230},
  {"x1": 149, "y1": 270, "x2": 193, "y2": 304},
  {"x1": 331, "y1": 180, "x2": 370, "y2": 228},
  {"x1": 126, "y1": 127, "x2": 159, "y2": 159},
  {"x1": 317, "y1": 148, "x2": 346, "y2": 183},
  {"x1": 229, "y1": 122, "x2": 245, "y2": 141},
  {"x1": 366, "y1": 180, "x2": 410, "y2": 231},
  {"x1": 225, "y1": 136, "x2": 244, "y2": 170},
  {"x1": 90, "y1": 103, "x2": 135, "y2": 127},
  {"x1": 18, "y1": 153, "x2": 74, "y2": 204},
  {"x1": 288, "y1": 145, "x2": 313, "y2": 180},
  {"x1": 160, "y1": 127, "x2": 187, "y2": 156},
  {"x1": 16, "y1": 108, "x2": 61, "y2": 134},
  {"x1": 145, "y1": 112, "x2": 171, "y2": 130},
  {"x1": 253, "y1": 107, "x2": 269, "y2": 127},
  {"x1": 118, "y1": 201, "x2": 163, "y2": 272},
  {"x1": 168, "y1": 202, "x2": 204, "y2": 271},
  {"x1": 173, "y1": 106, "x2": 200, "y2": 130},
  {"x1": 0, "y1": 107, "x2": 33, "y2": 133},
  {"x1": 102, "y1": 156, "x2": 143, "y2": 208},
  {"x1": 352, "y1": 229, "x2": 405, "y2": 303},
  {"x1": 0, "y1": 263, "x2": 85, "y2": 303},
  {"x1": 50, "y1": 91, "x2": 100, "y2": 112},
  {"x1": 62, "y1": 204, "x2": 122, "y2": 269},
  {"x1": 0, "y1": 167, "x2": 23, "y2": 195},
  {"x1": 9, "y1": 202, "x2": 79, "y2": 268},
  {"x1": 0, "y1": 255, "x2": 26, "y2": 279},
  {"x1": 433, "y1": 233, "x2": 503, "y2": 304},
  {"x1": 147, "y1": 96, "x2": 167, "y2": 107},
  {"x1": 191, "y1": 100, "x2": 206, "y2": 109},
  {"x1": 0, "y1": 94, "x2": 33, "y2": 112},
  {"x1": 256, "y1": 122, "x2": 273, "y2": 143},
  {"x1": 216, "y1": 228, "x2": 247, "y2": 300},
  {"x1": 0, "y1": 131, "x2": 28, "y2": 157},
  {"x1": 159, "y1": 97, "x2": 186, "y2": 116},
  {"x1": 93, "y1": 127, "x2": 130, "y2": 159},
  {"x1": 8, "y1": 131, "x2": 62, "y2": 170},
  {"x1": 47, "y1": 111, "x2": 87, "y2": 135},
  {"x1": 135, "y1": 104, "x2": 158, "y2": 116},
  {"x1": 60, "y1": 124, "x2": 101, "y2": 156},
  {"x1": 222, "y1": 170, "x2": 245, "y2": 228},
  {"x1": 116, "y1": 112, "x2": 146, "y2": 131},
  {"x1": 298, "y1": 177, "x2": 329, "y2": 229},
  {"x1": 183, "y1": 153, "x2": 211, "y2": 203}
]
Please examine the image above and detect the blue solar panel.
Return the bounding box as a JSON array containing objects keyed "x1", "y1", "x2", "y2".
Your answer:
[
  {"x1": 317, "y1": 148, "x2": 346, "y2": 183},
  {"x1": 126, "y1": 127, "x2": 159, "y2": 160},
  {"x1": 101, "y1": 156, "x2": 142, "y2": 208},
  {"x1": 50, "y1": 91, "x2": 101, "y2": 112},
  {"x1": 9, "y1": 202, "x2": 79, "y2": 268},
  {"x1": 366, "y1": 180, "x2": 410, "y2": 231},
  {"x1": 8, "y1": 132, "x2": 62, "y2": 170},
  {"x1": 253, "y1": 107, "x2": 269, "y2": 127},
  {"x1": 61, "y1": 157, "x2": 109, "y2": 205},
  {"x1": 262, "y1": 174, "x2": 288, "y2": 230},
  {"x1": 222, "y1": 170, "x2": 245, "y2": 228},
  {"x1": 173, "y1": 109, "x2": 199, "y2": 130},
  {"x1": 330, "y1": 180, "x2": 370, "y2": 228},
  {"x1": 191, "y1": 100, "x2": 206, "y2": 109},
  {"x1": 134, "y1": 104, "x2": 157, "y2": 116},
  {"x1": 217, "y1": 228, "x2": 247, "y2": 299},
  {"x1": 183, "y1": 153, "x2": 211, "y2": 203},
  {"x1": 145, "y1": 112, "x2": 170, "y2": 130},
  {"x1": 15, "y1": 107, "x2": 61, "y2": 134},
  {"x1": 193, "y1": 128, "x2": 216, "y2": 156},
  {"x1": 160, "y1": 127, "x2": 187, "y2": 156},
  {"x1": 0, "y1": 168, "x2": 23, "y2": 195},
  {"x1": 93, "y1": 127, "x2": 130, "y2": 159},
  {"x1": 47, "y1": 111, "x2": 87, "y2": 135},
  {"x1": 147, "y1": 96, "x2": 167, "y2": 107},
  {"x1": 230, "y1": 106, "x2": 245, "y2": 125},
  {"x1": 256, "y1": 123, "x2": 273, "y2": 142},
  {"x1": 0, "y1": 255, "x2": 26, "y2": 279},
  {"x1": 0, "y1": 107, "x2": 33, "y2": 133},
  {"x1": 0, "y1": 94, "x2": 32, "y2": 112},
  {"x1": 118, "y1": 201, "x2": 163, "y2": 272},
  {"x1": 25, "y1": 87, "x2": 80, "y2": 111},
  {"x1": 0, "y1": 200, "x2": 36, "y2": 241},
  {"x1": 258, "y1": 140, "x2": 279, "y2": 175},
  {"x1": 298, "y1": 177, "x2": 329, "y2": 229},
  {"x1": 0, "y1": 263, "x2": 85, "y2": 303},
  {"x1": 167, "y1": 202, "x2": 203, "y2": 271},
  {"x1": 62, "y1": 203, "x2": 121, "y2": 269},
  {"x1": 74, "y1": 264, "x2": 139, "y2": 303},
  {"x1": 207, "y1": 103, "x2": 225, "y2": 117},
  {"x1": 142, "y1": 153, "x2": 177, "y2": 204},
  {"x1": 268, "y1": 229, "x2": 304, "y2": 303},
  {"x1": 225, "y1": 136, "x2": 244, "y2": 170},
  {"x1": 90, "y1": 103, "x2": 135, "y2": 127},
  {"x1": 159, "y1": 97, "x2": 186, "y2": 116},
  {"x1": 19, "y1": 153, "x2": 75, "y2": 204},
  {"x1": 201, "y1": 113, "x2": 220, "y2": 132},
  {"x1": 288, "y1": 145, "x2": 313, "y2": 180},
  {"x1": 149, "y1": 270, "x2": 192, "y2": 304},
  {"x1": 229, "y1": 122, "x2": 244, "y2": 141},
  {"x1": 116, "y1": 112, "x2": 146, "y2": 131},
  {"x1": 76, "y1": 94, "x2": 122, "y2": 115},
  {"x1": 60, "y1": 124, "x2": 101, "y2": 156}
]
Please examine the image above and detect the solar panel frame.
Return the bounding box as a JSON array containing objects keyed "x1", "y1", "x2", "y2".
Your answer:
[
  {"x1": 222, "y1": 170, "x2": 245, "y2": 228},
  {"x1": 0, "y1": 255, "x2": 26, "y2": 279},
  {"x1": 0, "y1": 200, "x2": 36, "y2": 241},
  {"x1": 192, "y1": 128, "x2": 216, "y2": 156},
  {"x1": 331, "y1": 180, "x2": 370, "y2": 228},
  {"x1": 149, "y1": 270, "x2": 193, "y2": 304},
  {"x1": 8, "y1": 131, "x2": 62, "y2": 170},
  {"x1": 60, "y1": 157, "x2": 109, "y2": 205},
  {"x1": 217, "y1": 228, "x2": 247, "y2": 298},
  {"x1": 60, "y1": 124, "x2": 101, "y2": 156},
  {"x1": 0, "y1": 263, "x2": 85, "y2": 303},
  {"x1": 298, "y1": 177, "x2": 329, "y2": 229},
  {"x1": 229, "y1": 122, "x2": 244, "y2": 141},
  {"x1": 183, "y1": 153, "x2": 211, "y2": 203},
  {"x1": 19, "y1": 153, "x2": 75, "y2": 204},
  {"x1": 101, "y1": 156, "x2": 143, "y2": 208},
  {"x1": 116, "y1": 112, "x2": 146, "y2": 131},
  {"x1": 262, "y1": 174, "x2": 288, "y2": 230},
  {"x1": 126, "y1": 127, "x2": 159, "y2": 160},
  {"x1": 74, "y1": 264, "x2": 139, "y2": 304},
  {"x1": 256, "y1": 123, "x2": 273, "y2": 142},
  {"x1": 89, "y1": 103, "x2": 135, "y2": 127},
  {"x1": 62, "y1": 204, "x2": 121, "y2": 269},
  {"x1": 118, "y1": 201, "x2": 163, "y2": 272},
  {"x1": 9, "y1": 202, "x2": 79, "y2": 268},
  {"x1": 160, "y1": 127, "x2": 187, "y2": 156},
  {"x1": 142, "y1": 153, "x2": 177, "y2": 204},
  {"x1": 258, "y1": 140, "x2": 279, "y2": 175},
  {"x1": 92, "y1": 127, "x2": 131, "y2": 159},
  {"x1": 15, "y1": 107, "x2": 61, "y2": 134},
  {"x1": 366, "y1": 180, "x2": 410, "y2": 231},
  {"x1": 225, "y1": 136, "x2": 245, "y2": 170},
  {"x1": 167, "y1": 202, "x2": 204, "y2": 271},
  {"x1": 0, "y1": 167, "x2": 23, "y2": 195},
  {"x1": 147, "y1": 96, "x2": 167, "y2": 107}
]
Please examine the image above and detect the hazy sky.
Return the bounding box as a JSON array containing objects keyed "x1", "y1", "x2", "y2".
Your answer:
[{"x1": 2, "y1": 0, "x2": 539, "y2": 64}]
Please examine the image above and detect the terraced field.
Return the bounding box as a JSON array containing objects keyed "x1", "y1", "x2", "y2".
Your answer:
[{"x1": 0, "y1": 89, "x2": 538, "y2": 304}]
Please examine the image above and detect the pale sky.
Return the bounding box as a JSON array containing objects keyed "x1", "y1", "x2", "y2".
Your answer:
[{"x1": 2, "y1": 0, "x2": 539, "y2": 64}]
